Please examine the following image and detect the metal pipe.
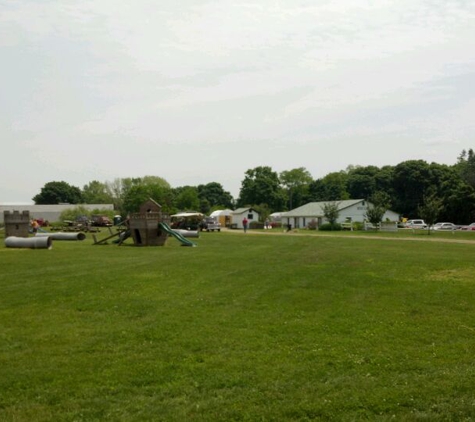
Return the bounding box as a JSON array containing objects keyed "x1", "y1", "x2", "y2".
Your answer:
[
  {"x1": 172, "y1": 229, "x2": 200, "y2": 238},
  {"x1": 5, "y1": 236, "x2": 52, "y2": 249},
  {"x1": 36, "y1": 232, "x2": 86, "y2": 241}
]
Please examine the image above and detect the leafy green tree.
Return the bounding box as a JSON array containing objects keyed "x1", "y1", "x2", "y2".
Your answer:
[
  {"x1": 173, "y1": 186, "x2": 201, "y2": 212},
  {"x1": 375, "y1": 166, "x2": 395, "y2": 195},
  {"x1": 456, "y1": 149, "x2": 475, "y2": 189},
  {"x1": 323, "y1": 202, "x2": 340, "y2": 228},
  {"x1": 141, "y1": 176, "x2": 171, "y2": 189},
  {"x1": 440, "y1": 181, "x2": 475, "y2": 224},
  {"x1": 346, "y1": 165, "x2": 379, "y2": 199},
  {"x1": 370, "y1": 191, "x2": 392, "y2": 209},
  {"x1": 106, "y1": 176, "x2": 171, "y2": 214},
  {"x1": 199, "y1": 198, "x2": 211, "y2": 215},
  {"x1": 33, "y1": 181, "x2": 83, "y2": 204},
  {"x1": 365, "y1": 206, "x2": 385, "y2": 227},
  {"x1": 82, "y1": 180, "x2": 113, "y2": 204},
  {"x1": 279, "y1": 167, "x2": 313, "y2": 210},
  {"x1": 418, "y1": 193, "x2": 443, "y2": 234},
  {"x1": 105, "y1": 178, "x2": 134, "y2": 212},
  {"x1": 308, "y1": 172, "x2": 349, "y2": 202},
  {"x1": 391, "y1": 160, "x2": 431, "y2": 217},
  {"x1": 197, "y1": 182, "x2": 234, "y2": 209},
  {"x1": 365, "y1": 191, "x2": 392, "y2": 227},
  {"x1": 122, "y1": 181, "x2": 174, "y2": 214},
  {"x1": 238, "y1": 166, "x2": 286, "y2": 211},
  {"x1": 253, "y1": 203, "x2": 271, "y2": 223},
  {"x1": 122, "y1": 185, "x2": 150, "y2": 214},
  {"x1": 424, "y1": 163, "x2": 475, "y2": 224}
]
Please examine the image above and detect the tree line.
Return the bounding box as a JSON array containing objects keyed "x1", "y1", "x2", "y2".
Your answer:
[{"x1": 32, "y1": 149, "x2": 475, "y2": 224}]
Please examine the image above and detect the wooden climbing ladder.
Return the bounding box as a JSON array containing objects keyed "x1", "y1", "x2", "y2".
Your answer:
[{"x1": 92, "y1": 226, "x2": 128, "y2": 245}]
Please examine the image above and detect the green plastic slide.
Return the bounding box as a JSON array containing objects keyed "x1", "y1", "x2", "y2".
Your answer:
[{"x1": 159, "y1": 222, "x2": 196, "y2": 247}]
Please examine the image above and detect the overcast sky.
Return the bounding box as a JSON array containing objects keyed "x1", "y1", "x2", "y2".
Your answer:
[{"x1": 1, "y1": 0, "x2": 474, "y2": 203}]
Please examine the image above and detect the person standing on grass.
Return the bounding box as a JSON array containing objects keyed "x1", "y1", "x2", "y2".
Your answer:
[{"x1": 242, "y1": 217, "x2": 248, "y2": 233}]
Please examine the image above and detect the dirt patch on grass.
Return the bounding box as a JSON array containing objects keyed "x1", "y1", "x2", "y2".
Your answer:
[{"x1": 222, "y1": 228, "x2": 475, "y2": 245}]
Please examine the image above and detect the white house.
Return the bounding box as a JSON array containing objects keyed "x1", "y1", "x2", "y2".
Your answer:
[
  {"x1": 231, "y1": 208, "x2": 260, "y2": 229},
  {"x1": 281, "y1": 199, "x2": 400, "y2": 229}
]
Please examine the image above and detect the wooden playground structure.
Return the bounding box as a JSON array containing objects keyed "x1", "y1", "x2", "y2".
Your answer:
[{"x1": 92, "y1": 199, "x2": 196, "y2": 247}]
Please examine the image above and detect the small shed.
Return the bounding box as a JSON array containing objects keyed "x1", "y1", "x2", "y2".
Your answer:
[
  {"x1": 231, "y1": 208, "x2": 260, "y2": 229},
  {"x1": 209, "y1": 209, "x2": 233, "y2": 227}
]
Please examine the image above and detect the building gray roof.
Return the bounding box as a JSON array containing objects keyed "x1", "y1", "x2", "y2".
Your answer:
[
  {"x1": 232, "y1": 207, "x2": 257, "y2": 214},
  {"x1": 282, "y1": 200, "x2": 364, "y2": 217}
]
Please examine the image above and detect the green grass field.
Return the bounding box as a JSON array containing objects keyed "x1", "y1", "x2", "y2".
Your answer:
[{"x1": 1, "y1": 229, "x2": 475, "y2": 421}]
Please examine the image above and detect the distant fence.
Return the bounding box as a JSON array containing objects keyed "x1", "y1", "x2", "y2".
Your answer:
[{"x1": 364, "y1": 222, "x2": 398, "y2": 232}]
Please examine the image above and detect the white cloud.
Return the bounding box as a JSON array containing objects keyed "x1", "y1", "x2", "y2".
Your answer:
[{"x1": 1, "y1": 0, "x2": 475, "y2": 201}]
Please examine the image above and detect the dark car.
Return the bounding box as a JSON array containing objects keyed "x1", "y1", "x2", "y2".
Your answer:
[{"x1": 460, "y1": 223, "x2": 475, "y2": 231}]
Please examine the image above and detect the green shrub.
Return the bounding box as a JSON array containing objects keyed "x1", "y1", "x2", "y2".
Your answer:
[
  {"x1": 319, "y1": 223, "x2": 342, "y2": 231},
  {"x1": 59, "y1": 206, "x2": 91, "y2": 222}
]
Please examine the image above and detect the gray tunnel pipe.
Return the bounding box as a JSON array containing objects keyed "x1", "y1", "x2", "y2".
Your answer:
[
  {"x1": 172, "y1": 229, "x2": 200, "y2": 238},
  {"x1": 5, "y1": 236, "x2": 53, "y2": 249},
  {"x1": 36, "y1": 232, "x2": 86, "y2": 241}
]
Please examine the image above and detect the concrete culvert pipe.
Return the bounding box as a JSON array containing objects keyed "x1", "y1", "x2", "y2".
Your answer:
[
  {"x1": 5, "y1": 236, "x2": 53, "y2": 249},
  {"x1": 36, "y1": 232, "x2": 86, "y2": 241},
  {"x1": 172, "y1": 229, "x2": 200, "y2": 238}
]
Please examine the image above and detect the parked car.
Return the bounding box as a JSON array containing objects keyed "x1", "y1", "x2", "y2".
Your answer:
[
  {"x1": 404, "y1": 219, "x2": 427, "y2": 229},
  {"x1": 75, "y1": 215, "x2": 90, "y2": 226},
  {"x1": 199, "y1": 216, "x2": 221, "y2": 232},
  {"x1": 460, "y1": 223, "x2": 475, "y2": 231},
  {"x1": 431, "y1": 222, "x2": 457, "y2": 231},
  {"x1": 91, "y1": 215, "x2": 112, "y2": 227}
]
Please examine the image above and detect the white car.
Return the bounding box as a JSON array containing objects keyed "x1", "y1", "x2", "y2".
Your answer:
[
  {"x1": 431, "y1": 222, "x2": 456, "y2": 231},
  {"x1": 404, "y1": 219, "x2": 427, "y2": 229}
]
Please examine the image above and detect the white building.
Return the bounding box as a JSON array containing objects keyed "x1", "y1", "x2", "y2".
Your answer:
[
  {"x1": 231, "y1": 208, "x2": 260, "y2": 229},
  {"x1": 281, "y1": 200, "x2": 400, "y2": 229},
  {"x1": 0, "y1": 204, "x2": 114, "y2": 224},
  {"x1": 209, "y1": 209, "x2": 233, "y2": 227}
]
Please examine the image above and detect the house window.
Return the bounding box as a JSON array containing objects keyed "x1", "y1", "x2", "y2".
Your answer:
[{"x1": 248, "y1": 214, "x2": 253, "y2": 220}]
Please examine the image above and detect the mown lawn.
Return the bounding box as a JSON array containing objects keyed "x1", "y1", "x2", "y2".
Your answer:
[{"x1": 1, "y1": 230, "x2": 475, "y2": 421}]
